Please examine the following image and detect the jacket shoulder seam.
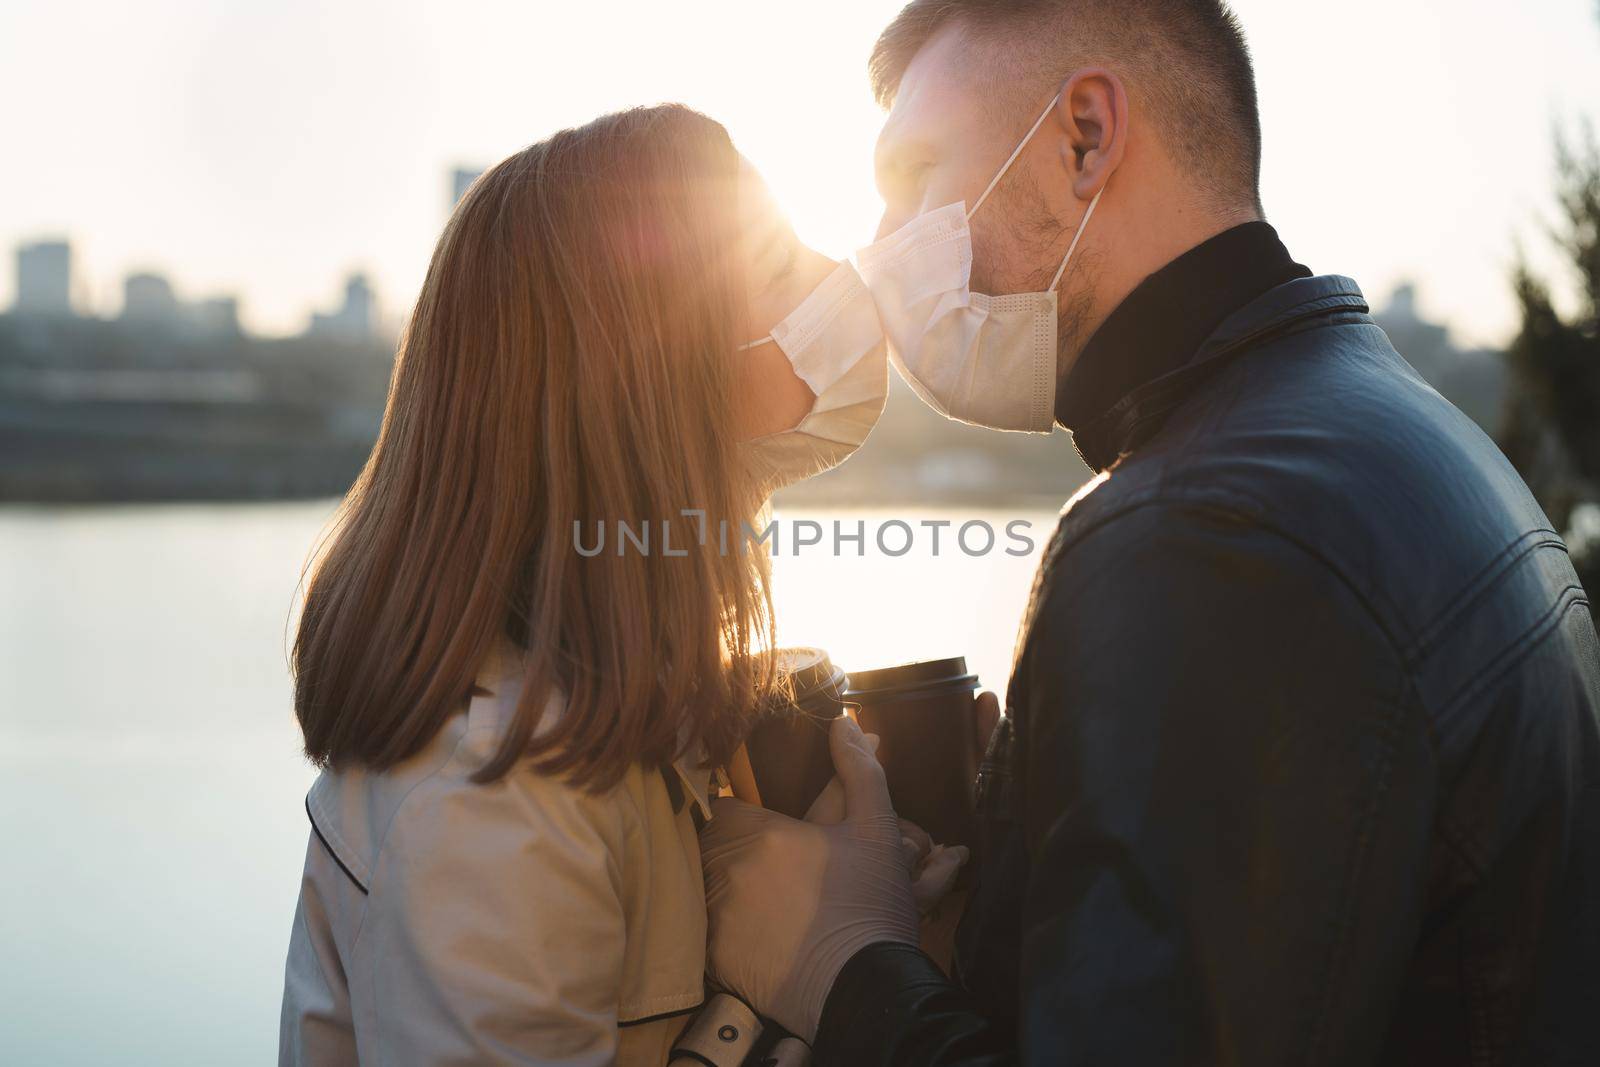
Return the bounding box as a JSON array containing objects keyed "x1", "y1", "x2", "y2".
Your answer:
[
  {"x1": 342, "y1": 725, "x2": 482, "y2": 956},
  {"x1": 1436, "y1": 585, "x2": 1590, "y2": 736},
  {"x1": 1404, "y1": 529, "x2": 1565, "y2": 661}
]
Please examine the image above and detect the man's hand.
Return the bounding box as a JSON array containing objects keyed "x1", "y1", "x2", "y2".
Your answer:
[
  {"x1": 699, "y1": 716, "x2": 923, "y2": 1042},
  {"x1": 974, "y1": 690, "x2": 1001, "y2": 758}
]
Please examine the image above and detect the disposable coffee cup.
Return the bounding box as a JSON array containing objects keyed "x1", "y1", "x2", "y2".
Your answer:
[
  {"x1": 739, "y1": 647, "x2": 850, "y2": 819},
  {"x1": 845, "y1": 657, "x2": 979, "y2": 848}
]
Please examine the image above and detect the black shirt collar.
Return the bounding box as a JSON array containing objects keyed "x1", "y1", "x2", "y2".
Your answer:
[{"x1": 1057, "y1": 221, "x2": 1310, "y2": 470}]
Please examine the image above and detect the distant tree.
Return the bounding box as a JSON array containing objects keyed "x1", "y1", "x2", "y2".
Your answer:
[{"x1": 1500, "y1": 120, "x2": 1600, "y2": 593}]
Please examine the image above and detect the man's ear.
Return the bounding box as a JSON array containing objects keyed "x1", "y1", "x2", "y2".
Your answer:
[{"x1": 1054, "y1": 68, "x2": 1127, "y2": 201}]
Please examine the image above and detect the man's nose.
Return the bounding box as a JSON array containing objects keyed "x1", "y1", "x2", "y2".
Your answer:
[{"x1": 874, "y1": 206, "x2": 913, "y2": 242}]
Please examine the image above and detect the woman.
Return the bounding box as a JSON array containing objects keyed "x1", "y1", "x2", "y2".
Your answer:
[{"x1": 278, "y1": 104, "x2": 892, "y2": 1065}]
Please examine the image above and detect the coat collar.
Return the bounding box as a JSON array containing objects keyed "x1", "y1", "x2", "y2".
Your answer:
[
  {"x1": 1064, "y1": 272, "x2": 1369, "y2": 472},
  {"x1": 666, "y1": 741, "x2": 714, "y2": 822},
  {"x1": 1056, "y1": 222, "x2": 1322, "y2": 472}
]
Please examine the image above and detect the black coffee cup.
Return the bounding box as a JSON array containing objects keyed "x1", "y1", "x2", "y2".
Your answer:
[
  {"x1": 741, "y1": 647, "x2": 850, "y2": 819},
  {"x1": 845, "y1": 657, "x2": 980, "y2": 848}
]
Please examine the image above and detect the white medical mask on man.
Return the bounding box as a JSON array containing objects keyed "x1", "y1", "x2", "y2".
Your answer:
[
  {"x1": 738, "y1": 261, "x2": 889, "y2": 493},
  {"x1": 857, "y1": 94, "x2": 1104, "y2": 434}
]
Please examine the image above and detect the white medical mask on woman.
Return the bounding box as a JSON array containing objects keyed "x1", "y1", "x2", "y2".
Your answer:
[
  {"x1": 738, "y1": 261, "x2": 889, "y2": 493},
  {"x1": 856, "y1": 95, "x2": 1104, "y2": 434}
]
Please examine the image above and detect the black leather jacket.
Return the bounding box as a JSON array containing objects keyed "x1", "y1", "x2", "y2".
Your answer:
[{"x1": 813, "y1": 266, "x2": 1600, "y2": 1065}]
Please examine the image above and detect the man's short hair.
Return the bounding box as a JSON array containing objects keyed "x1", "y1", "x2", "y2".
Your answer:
[{"x1": 870, "y1": 0, "x2": 1263, "y2": 213}]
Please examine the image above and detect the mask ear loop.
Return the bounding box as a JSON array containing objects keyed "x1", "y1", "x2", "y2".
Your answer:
[
  {"x1": 963, "y1": 89, "x2": 1107, "y2": 293},
  {"x1": 1049, "y1": 184, "x2": 1105, "y2": 292},
  {"x1": 968, "y1": 95, "x2": 1060, "y2": 220},
  {"x1": 737, "y1": 335, "x2": 774, "y2": 352}
]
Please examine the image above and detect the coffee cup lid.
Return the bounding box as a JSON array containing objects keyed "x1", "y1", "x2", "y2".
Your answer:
[
  {"x1": 774, "y1": 647, "x2": 848, "y2": 704},
  {"x1": 844, "y1": 656, "x2": 978, "y2": 700}
]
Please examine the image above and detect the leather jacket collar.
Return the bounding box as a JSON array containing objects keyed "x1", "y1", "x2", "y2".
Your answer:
[{"x1": 1058, "y1": 222, "x2": 1340, "y2": 472}]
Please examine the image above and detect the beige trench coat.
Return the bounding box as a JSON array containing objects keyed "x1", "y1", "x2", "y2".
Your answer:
[{"x1": 279, "y1": 640, "x2": 713, "y2": 1065}]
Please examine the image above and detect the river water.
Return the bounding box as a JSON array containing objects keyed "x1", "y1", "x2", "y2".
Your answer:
[{"x1": 0, "y1": 499, "x2": 1059, "y2": 1064}]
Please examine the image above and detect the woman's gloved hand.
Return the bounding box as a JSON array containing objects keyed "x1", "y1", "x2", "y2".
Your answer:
[
  {"x1": 699, "y1": 715, "x2": 950, "y2": 1042},
  {"x1": 801, "y1": 732, "x2": 968, "y2": 915}
]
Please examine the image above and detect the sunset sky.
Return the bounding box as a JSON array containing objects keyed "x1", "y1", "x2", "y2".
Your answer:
[{"x1": 3, "y1": 0, "x2": 1597, "y2": 346}]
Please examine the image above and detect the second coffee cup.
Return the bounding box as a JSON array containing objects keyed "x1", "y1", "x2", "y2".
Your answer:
[{"x1": 845, "y1": 656, "x2": 980, "y2": 849}]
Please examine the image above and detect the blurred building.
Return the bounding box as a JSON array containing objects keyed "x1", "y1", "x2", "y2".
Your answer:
[
  {"x1": 1380, "y1": 284, "x2": 1441, "y2": 350},
  {"x1": 120, "y1": 271, "x2": 241, "y2": 338},
  {"x1": 308, "y1": 272, "x2": 376, "y2": 339},
  {"x1": 451, "y1": 166, "x2": 484, "y2": 208},
  {"x1": 1374, "y1": 282, "x2": 1507, "y2": 435},
  {"x1": 14, "y1": 239, "x2": 73, "y2": 315},
  {"x1": 188, "y1": 295, "x2": 241, "y2": 336},
  {"x1": 122, "y1": 272, "x2": 179, "y2": 322}
]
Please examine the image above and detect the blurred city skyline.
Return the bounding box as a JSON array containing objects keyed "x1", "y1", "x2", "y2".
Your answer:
[
  {"x1": 3, "y1": 0, "x2": 1598, "y2": 343},
  {"x1": 5, "y1": 163, "x2": 488, "y2": 339},
  {"x1": 9, "y1": 234, "x2": 386, "y2": 341}
]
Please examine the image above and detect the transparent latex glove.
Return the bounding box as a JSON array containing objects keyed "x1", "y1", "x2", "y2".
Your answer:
[
  {"x1": 802, "y1": 732, "x2": 968, "y2": 915},
  {"x1": 699, "y1": 716, "x2": 930, "y2": 1041}
]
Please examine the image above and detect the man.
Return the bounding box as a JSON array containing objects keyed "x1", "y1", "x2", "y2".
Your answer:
[{"x1": 699, "y1": 1, "x2": 1600, "y2": 1065}]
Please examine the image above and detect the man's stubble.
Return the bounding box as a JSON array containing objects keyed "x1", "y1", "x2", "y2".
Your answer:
[{"x1": 969, "y1": 160, "x2": 1101, "y2": 394}]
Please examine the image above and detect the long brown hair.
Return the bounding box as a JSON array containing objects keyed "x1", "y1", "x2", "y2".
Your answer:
[{"x1": 293, "y1": 105, "x2": 774, "y2": 788}]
